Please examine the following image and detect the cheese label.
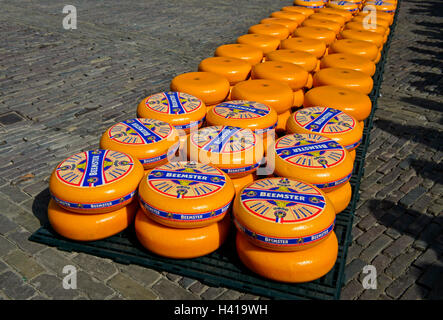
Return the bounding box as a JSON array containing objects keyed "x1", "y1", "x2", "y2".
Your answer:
[
  {"x1": 108, "y1": 118, "x2": 173, "y2": 145},
  {"x1": 190, "y1": 126, "x2": 256, "y2": 154},
  {"x1": 212, "y1": 101, "x2": 271, "y2": 120},
  {"x1": 56, "y1": 149, "x2": 134, "y2": 187},
  {"x1": 144, "y1": 92, "x2": 202, "y2": 115},
  {"x1": 294, "y1": 107, "x2": 355, "y2": 134},
  {"x1": 148, "y1": 162, "x2": 227, "y2": 199},
  {"x1": 275, "y1": 133, "x2": 346, "y2": 168},
  {"x1": 240, "y1": 178, "x2": 326, "y2": 223}
]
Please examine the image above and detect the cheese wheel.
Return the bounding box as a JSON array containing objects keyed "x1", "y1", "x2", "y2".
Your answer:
[
  {"x1": 49, "y1": 149, "x2": 144, "y2": 214},
  {"x1": 329, "y1": 39, "x2": 379, "y2": 61},
  {"x1": 138, "y1": 161, "x2": 235, "y2": 228},
  {"x1": 236, "y1": 230, "x2": 338, "y2": 283},
  {"x1": 135, "y1": 209, "x2": 230, "y2": 259},
  {"x1": 137, "y1": 92, "x2": 206, "y2": 134},
  {"x1": 309, "y1": 13, "x2": 346, "y2": 27},
  {"x1": 293, "y1": 89, "x2": 305, "y2": 107},
  {"x1": 281, "y1": 37, "x2": 327, "y2": 59},
  {"x1": 282, "y1": 6, "x2": 315, "y2": 17},
  {"x1": 48, "y1": 199, "x2": 138, "y2": 241},
  {"x1": 232, "y1": 173, "x2": 255, "y2": 194},
  {"x1": 293, "y1": 0, "x2": 325, "y2": 10},
  {"x1": 187, "y1": 126, "x2": 264, "y2": 178},
  {"x1": 231, "y1": 79, "x2": 294, "y2": 114},
  {"x1": 293, "y1": 26, "x2": 337, "y2": 46},
  {"x1": 260, "y1": 18, "x2": 299, "y2": 33},
  {"x1": 345, "y1": 21, "x2": 388, "y2": 38},
  {"x1": 287, "y1": 107, "x2": 363, "y2": 151},
  {"x1": 248, "y1": 24, "x2": 289, "y2": 41},
  {"x1": 302, "y1": 18, "x2": 342, "y2": 34},
  {"x1": 265, "y1": 49, "x2": 318, "y2": 73},
  {"x1": 320, "y1": 53, "x2": 376, "y2": 76},
  {"x1": 270, "y1": 11, "x2": 306, "y2": 25},
  {"x1": 327, "y1": 1, "x2": 359, "y2": 13},
  {"x1": 352, "y1": 15, "x2": 391, "y2": 30},
  {"x1": 313, "y1": 67, "x2": 374, "y2": 94},
  {"x1": 237, "y1": 34, "x2": 281, "y2": 54},
  {"x1": 349, "y1": 149, "x2": 356, "y2": 161},
  {"x1": 272, "y1": 133, "x2": 354, "y2": 191},
  {"x1": 251, "y1": 61, "x2": 309, "y2": 91},
  {"x1": 206, "y1": 100, "x2": 278, "y2": 139},
  {"x1": 303, "y1": 85, "x2": 372, "y2": 121},
  {"x1": 326, "y1": 180, "x2": 352, "y2": 214},
  {"x1": 233, "y1": 177, "x2": 335, "y2": 251},
  {"x1": 214, "y1": 44, "x2": 263, "y2": 66},
  {"x1": 339, "y1": 29, "x2": 384, "y2": 49},
  {"x1": 100, "y1": 118, "x2": 180, "y2": 170},
  {"x1": 318, "y1": 7, "x2": 353, "y2": 22},
  {"x1": 198, "y1": 56, "x2": 252, "y2": 86},
  {"x1": 170, "y1": 72, "x2": 230, "y2": 106},
  {"x1": 365, "y1": 1, "x2": 396, "y2": 14}
]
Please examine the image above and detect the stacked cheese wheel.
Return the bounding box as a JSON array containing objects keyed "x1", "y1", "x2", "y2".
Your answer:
[
  {"x1": 48, "y1": 149, "x2": 144, "y2": 241},
  {"x1": 233, "y1": 177, "x2": 338, "y2": 283},
  {"x1": 136, "y1": 161, "x2": 235, "y2": 259}
]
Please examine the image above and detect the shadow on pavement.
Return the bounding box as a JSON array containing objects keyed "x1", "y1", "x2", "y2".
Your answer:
[{"x1": 31, "y1": 188, "x2": 51, "y2": 228}]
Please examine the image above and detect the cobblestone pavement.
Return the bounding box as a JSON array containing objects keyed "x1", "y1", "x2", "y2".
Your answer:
[{"x1": 0, "y1": 0, "x2": 441, "y2": 300}]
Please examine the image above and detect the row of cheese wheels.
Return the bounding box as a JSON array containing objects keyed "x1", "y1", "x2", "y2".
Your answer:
[{"x1": 47, "y1": 1, "x2": 396, "y2": 283}]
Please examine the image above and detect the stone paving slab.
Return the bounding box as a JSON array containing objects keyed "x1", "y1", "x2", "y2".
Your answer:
[{"x1": 0, "y1": 0, "x2": 442, "y2": 300}]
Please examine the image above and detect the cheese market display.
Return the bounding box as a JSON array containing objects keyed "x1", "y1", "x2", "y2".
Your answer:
[{"x1": 44, "y1": 0, "x2": 399, "y2": 286}]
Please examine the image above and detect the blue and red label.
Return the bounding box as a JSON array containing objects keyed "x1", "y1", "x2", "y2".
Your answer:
[
  {"x1": 144, "y1": 92, "x2": 203, "y2": 115},
  {"x1": 108, "y1": 118, "x2": 173, "y2": 145}
]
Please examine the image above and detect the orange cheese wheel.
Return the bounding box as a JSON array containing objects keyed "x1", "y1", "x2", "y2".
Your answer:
[
  {"x1": 266, "y1": 49, "x2": 318, "y2": 73},
  {"x1": 170, "y1": 72, "x2": 230, "y2": 106},
  {"x1": 198, "y1": 57, "x2": 252, "y2": 86},
  {"x1": 313, "y1": 67, "x2": 374, "y2": 94},
  {"x1": 281, "y1": 37, "x2": 327, "y2": 59},
  {"x1": 48, "y1": 199, "x2": 137, "y2": 241},
  {"x1": 236, "y1": 230, "x2": 338, "y2": 283},
  {"x1": 233, "y1": 177, "x2": 336, "y2": 251},
  {"x1": 352, "y1": 15, "x2": 391, "y2": 30},
  {"x1": 326, "y1": 180, "x2": 352, "y2": 214},
  {"x1": 135, "y1": 209, "x2": 230, "y2": 259},
  {"x1": 309, "y1": 12, "x2": 346, "y2": 27},
  {"x1": 138, "y1": 161, "x2": 235, "y2": 228},
  {"x1": 137, "y1": 92, "x2": 206, "y2": 135},
  {"x1": 260, "y1": 18, "x2": 299, "y2": 33},
  {"x1": 320, "y1": 53, "x2": 376, "y2": 76},
  {"x1": 287, "y1": 106, "x2": 363, "y2": 151},
  {"x1": 236, "y1": 34, "x2": 281, "y2": 54},
  {"x1": 214, "y1": 44, "x2": 263, "y2": 66},
  {"x1": 206, "y1": 100, "x2": 278, "y2": 139},
  {"x1": 345, "y1": 21, "x2": 388, "y2": 38},
  {"x1": 100, "y1": 118, "x2": 180, "y2": 170},
  {"x1": 329, "y1": 39, "x2": 380, "y2": 61},
  {"x1": 232, "y1": 173, "x2": 255, "y2": 194},
  {"x1": 293, "y1": 26, "x2": 337, "y2": 46},
  {"x1": 271, "y1": 133, "x2": 354, "y2": 191},
  {"x1": 187, "y1": 126, "x2": 264, "y2": 178},
  {"x1": 49, "y1": 149, "x2": 144, "y2": 214},
  {"x1": 248, "y1": 24, "x2": 289, "y2": 41},
  {"x1": 318, "y1": 7, "x2": 353, "y2": 22},
  {"x1": 293, "y1": 0, "x2": 325, "y2": 10},
  {"x1": 231, "y1": 79, "x2": 294, "y2": 114},
  {"x1": 327, "y1": 1, "x2": 359, "y2": 13},
  {"x1": 251, "y1": 61, "x2": 309, "y2": 91},
  {"x1": 303, "y1": 85, "x2": 372, "y2": 121},
  {"x1": 364, "y1": 1, "x2": 396, "y2": 14},
  {"x1": 282, "y1": 6, "x2": 315, "y2": 17},
  {"x1": 302, "y1": 18, "x2": 342, "y2": 34},
  {"x1": 270, "y1": 11, "x2": 306, "y2": 25},
  {"x1": 339, "y1": 29, "x2": 384, "y2": 49},
  {"x1": 293, "y1": 89, "x2": 305, "y2": 107}
]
